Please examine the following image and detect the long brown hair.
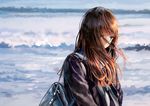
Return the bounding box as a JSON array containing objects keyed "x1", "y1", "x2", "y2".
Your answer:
[{"x1": 74, "y1": 6, "x2": 127, "y2": 87}]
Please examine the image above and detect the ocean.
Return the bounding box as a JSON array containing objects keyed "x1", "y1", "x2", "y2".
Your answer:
[{"x1": 0, "y1": 2, "x2": 150, "y2": 106}]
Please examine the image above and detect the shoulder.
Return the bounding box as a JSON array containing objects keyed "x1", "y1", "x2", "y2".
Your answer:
[
  {"x1": 62, "y1": 52, "x2": 86, "y2": 76},
  {"x1": 64, "y1": 52, "x2": 83, "y2": 64}
]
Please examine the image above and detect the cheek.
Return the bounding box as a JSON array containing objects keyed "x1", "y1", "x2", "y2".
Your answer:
[
  {"x1": 106, "y1": 37, "x2": 111, "y2": 42},
  {"x1": 100, "y1": 37, "x2": 109, "y2": 48},
  {"x1": 100, "y1": 37, "x2": 106, "y2": 46},
  {"x1": 104, "y1": 43, "x2": 109, "y2": 48}
]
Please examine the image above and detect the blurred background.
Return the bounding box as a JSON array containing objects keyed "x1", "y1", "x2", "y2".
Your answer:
[{"x1": 0, "y1": 0, "x2": 150, "y2": 106}]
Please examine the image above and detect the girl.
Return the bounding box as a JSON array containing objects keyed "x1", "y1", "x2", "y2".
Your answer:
[{"x1": 61, "y1": 6, "x2": 126, "y2": 106}]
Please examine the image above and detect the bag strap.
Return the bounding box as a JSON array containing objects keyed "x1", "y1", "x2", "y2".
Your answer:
[
  {"x1": 56, "y1": 57, "x2": 76, "y2": 100},
  {"x1": 56, "y1": 52, "x2": 85, "y2": 100},
  {"x1": 57, "y1": 67, "x2": 63, "y2": 82},
  {"x1": 56, "y1": 52, "x2": 87, "y2": 100}
]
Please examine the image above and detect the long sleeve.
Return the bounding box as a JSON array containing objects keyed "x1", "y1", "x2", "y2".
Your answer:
[
  {"x1": 116, "y1": 78, "x2": 123, "y2": 106},
  {"x1": 113, "y1": 73, "x2": 123, "y2": 106},
  {"x1": 63, "y1": 55, "x2": 98, "y2": 106}
]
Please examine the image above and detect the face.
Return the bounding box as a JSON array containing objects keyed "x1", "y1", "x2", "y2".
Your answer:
[{"x1": 101, "y1": 35, "x2": 114, "y2": 48}]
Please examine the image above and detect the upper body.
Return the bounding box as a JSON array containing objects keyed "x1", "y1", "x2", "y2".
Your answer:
[
  {"x1": 62, "y1": 48, "x2": 123, "y2": 106},
  {"x1": 61, "y1": 6, "x2": 126, "y2": 106}
]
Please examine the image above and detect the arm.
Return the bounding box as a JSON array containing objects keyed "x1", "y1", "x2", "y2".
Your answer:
[
  {"x1": 116, "y1": 80, "x2": 123, "y2": 106},
  {"x1": 63, "y1": 55, "x2": 97, "y2": 106},
  {"x1": 115, "y1": 73, "x2": 123, "y2": 106}
]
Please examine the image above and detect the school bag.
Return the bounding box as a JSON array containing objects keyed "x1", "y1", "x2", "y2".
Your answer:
[{"x1": 39, "y1": 53, "x2": 81, "y2": 106}]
